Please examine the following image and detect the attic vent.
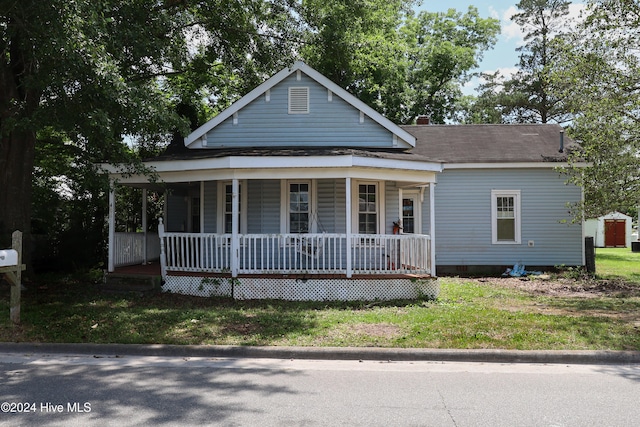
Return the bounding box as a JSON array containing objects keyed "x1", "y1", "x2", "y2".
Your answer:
[{"x1": 288, "y1": 87, "x2": 309, "y2": 114}]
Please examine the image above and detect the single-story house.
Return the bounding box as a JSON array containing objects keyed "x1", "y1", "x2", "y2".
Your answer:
[
  {"x1": 102, "y1": 62, "x2": 585, "y2": 300},
  {"x1": 585, "y1": 212, "x2": 633, "y2": 248}
]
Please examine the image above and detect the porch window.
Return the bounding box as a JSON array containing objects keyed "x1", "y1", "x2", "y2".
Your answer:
[
  {"x1": 491, "y1": 190, "x2": 521, "y2": 244},
  {"x1": 289, "y1": 182, "x2": 310, "y2": 233},
  {"x1": 224, "y1": 184, "x2": 238, "y2": 233},
  {"x1": 218, "y1": 181, "x2": 246, "y2": 234},
  {"x1": 358, "y1": 184, "x2": 378, "y2": 234}
]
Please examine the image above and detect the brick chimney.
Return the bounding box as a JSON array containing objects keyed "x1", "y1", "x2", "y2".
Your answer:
[{"x1": 416, "y1": 115, "x2": 430, "y2": 125}]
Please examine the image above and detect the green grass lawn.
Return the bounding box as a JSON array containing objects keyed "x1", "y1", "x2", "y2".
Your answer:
[
  {"x1": 595, "y1": 247, "x2": 640, "y2": 281},
  {"x1": 1, "y1": 250, "x2": 639, "y2": 350}
]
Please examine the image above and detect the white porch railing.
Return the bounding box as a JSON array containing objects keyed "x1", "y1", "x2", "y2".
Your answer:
[
  {"x1": 159, "y1": 232, "x2": 431, "y2": 276},
  {"x1": 113, "y1": 232, "x2": 160, "y2": 267}
]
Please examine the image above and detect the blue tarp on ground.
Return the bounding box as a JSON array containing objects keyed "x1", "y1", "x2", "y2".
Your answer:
[{"x1": 502, "y1": 263, "x2": 542, "y2": 277}]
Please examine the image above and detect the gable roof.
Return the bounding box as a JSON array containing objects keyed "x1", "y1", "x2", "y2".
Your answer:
[
  {"x1": 402, "y1": 123, "x2": 578, "y2": 165},
  {"x1": 185, "y1": 61, "x2": 416, "y2": 148}
]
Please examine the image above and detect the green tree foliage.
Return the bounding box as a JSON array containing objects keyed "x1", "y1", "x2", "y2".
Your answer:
[
  {"x1": 299, "y1": 0, "x2": 415, "y2": 123},
  {"x1": 0, "y1": 0, "x2": 299, "y2": 266},
  {"x1": 470, "y1": 0, "x2": 573, "y2": 124},
  {"x1": 401, "y1": 7, "x2": 500, "y2": 124},
  {"x1": 300, "y1": 2, "x2": 499, "y2": 124},
  {"x1": 558, "y1": 0, "x2": 640, "y2": 217}
]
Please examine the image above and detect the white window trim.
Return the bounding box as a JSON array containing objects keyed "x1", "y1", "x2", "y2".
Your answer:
[
  {"x1": 491, "y1": 189, "x2": 521, "y2": 245},
  {"x1": 217, "y1": 180, "x2": 247, "y2": 234},
  {"x1": 281, "y1": 180, "x2": 317, "y2": 233},
  {"x1": 351, "y1": 180, "x2": 386, "y2": 235},
  {"x1": 288, "y1": 87, "x2": 310, "y2": 114}
]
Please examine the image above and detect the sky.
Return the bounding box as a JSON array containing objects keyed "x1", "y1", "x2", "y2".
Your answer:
[{"x1": 416, "y1": 1, "x2": 587, "y2": 94}]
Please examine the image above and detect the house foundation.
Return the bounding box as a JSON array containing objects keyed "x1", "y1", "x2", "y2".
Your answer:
[{"x1": 162, "y1": 274, "x2": 439, "y2": 301}]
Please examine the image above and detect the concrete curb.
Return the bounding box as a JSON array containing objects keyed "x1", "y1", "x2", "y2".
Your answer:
[{"x1": 1, "y1": 342, "x2": 639, "y2": 365}]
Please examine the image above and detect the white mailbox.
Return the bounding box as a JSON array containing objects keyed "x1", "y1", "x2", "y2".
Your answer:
[{"x1": 0, "y1": 249, "x2": 18, "y2": 267}]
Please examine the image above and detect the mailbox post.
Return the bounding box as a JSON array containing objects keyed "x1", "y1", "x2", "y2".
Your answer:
[{"x1": 0, "y1": 231, "x2": 25, "y2": 325}]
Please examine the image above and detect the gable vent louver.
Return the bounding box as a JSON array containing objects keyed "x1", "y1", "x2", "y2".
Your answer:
[{"x1": 288, "y1": 87, "x2": 309, "y2": 114}]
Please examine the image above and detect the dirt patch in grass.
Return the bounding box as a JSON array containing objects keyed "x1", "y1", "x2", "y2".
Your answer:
[
  {"x1": 318, "y1": 323, "x2": 403, "y2": 346},
  {"x1": 471, "y1": 276, "x2": 640, "y2": 298},
  {"x1": 348, "y1": 323, "x2": 402, "y2": 338},
  {"x1": 467, "y1": 276, "x2": 640, "y2": 326}
]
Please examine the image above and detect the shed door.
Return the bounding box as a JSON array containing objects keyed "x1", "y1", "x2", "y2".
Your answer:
[{"x1": 604, "y1": 219, "x2": 626, "y2": 247}]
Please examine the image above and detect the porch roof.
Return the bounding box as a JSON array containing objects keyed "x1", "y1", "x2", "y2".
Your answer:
[
  {"x1": 145, "y1": 146, "x2": 441, "y2": 163},
  {"x1": 103, "y1": 146, "x2": 443, "y2": 186}
]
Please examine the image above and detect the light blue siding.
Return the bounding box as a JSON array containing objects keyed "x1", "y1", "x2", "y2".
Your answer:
[
  {"x1": 317, "y1": 179, "x2": 347, "y2": 233},
  {"x1": 434, "y1": 169, "x2": 583, "y2": 267},
  {"x1": 206, "y1": 73, "x2": 395, "y2": 148},
  {"x1": 247, "y1": 180, "x2": 280, "y2": 234},
  {"x1": 422, "y1": 187, "x2": 432, "y2": 236},
  {"x1": 203, "y1": 181, "x2": 217, "y2": 233},
  {"x1": 385, "y1": 182, "x2": 399, "y2": 234}
]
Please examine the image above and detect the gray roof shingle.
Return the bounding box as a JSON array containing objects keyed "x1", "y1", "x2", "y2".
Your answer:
[
  {"x1": 403, "y1": 123, "x2": 577, "y2": 163},
  {"x1": 146, "y1": 124, "x2": 578, "y2": 165}
]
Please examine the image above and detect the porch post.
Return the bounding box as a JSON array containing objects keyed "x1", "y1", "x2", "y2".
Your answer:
[
  {"x1": 199, "y1": 181, "x2": 205, "y2": 233},
  {"x1": 231, "y1": 178, "x2": 239, "y2": 277},
  {"x1": 200, "y1": 181, "x2": 205, "y2": 269},
  {"x1": 108, "y1": 181, "x2": 116, "y2": 273},
  {"x1": 158, "y1": 218, "x2": 167, "y2": 281},
  {"x1": 345, "y1": 177, "x2": 352, "y2": 278},
  {"x1": 430, "y1": 182, "x2": 436, "y2": 276},
  {"x1": 142, "y1": 188, "x2": 148, "y2": 264}
]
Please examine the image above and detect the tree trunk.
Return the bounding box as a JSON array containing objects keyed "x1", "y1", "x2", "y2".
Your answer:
[
  {"x1": 0, "y1": 20, "x2": 40, "y2": 265},
  {"x1": 0, "y1": 129, "x2": 36, "y2": 261}
]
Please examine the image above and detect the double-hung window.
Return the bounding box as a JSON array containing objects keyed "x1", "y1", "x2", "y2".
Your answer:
[
  {"x1": 491, "y1": 190, "x2": 521, "y2": 244},
  {"x1": 289, "y1": 182, "x2": 310, "y2": 233},
  {"x1": 282, "y1": 180, "x2": 315, "y2": 234},
  {"x1": 218, "y1": 181, "x2": 246, "y2": 234},
  {"x1": 358, "y1": 183, "x2": 379, "y2": 234}
]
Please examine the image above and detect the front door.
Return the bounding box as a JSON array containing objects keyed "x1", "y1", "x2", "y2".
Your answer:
[{"x1": 401, "y1": 193, "x2": 420, "y2": 234}]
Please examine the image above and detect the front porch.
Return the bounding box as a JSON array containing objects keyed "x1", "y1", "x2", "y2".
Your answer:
[
  {"x1": 159, "y1": 228, "x2": 432, "y2": 276},
  {"x1": 108, "y1": 228, "x2": 437, "y2": 300},
  {"x1": 104, "y1": 150, "x2": 441, "y2": 300}
]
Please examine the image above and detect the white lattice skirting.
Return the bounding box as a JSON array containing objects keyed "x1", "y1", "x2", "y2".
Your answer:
[{"x1": 162, "y1": 276, "x2": 439, "y2": 301}]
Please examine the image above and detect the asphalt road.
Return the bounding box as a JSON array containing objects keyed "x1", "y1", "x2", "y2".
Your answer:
[{"x1": 1, "y1": 352, "x2": 639, "y2": 426}]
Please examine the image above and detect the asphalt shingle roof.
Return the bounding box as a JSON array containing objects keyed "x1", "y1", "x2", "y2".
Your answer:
[
  {"x1": 146, "y1": 124, "x2": 578, "y2": 165},
  {"x1": 403, "y1": 123, "x2": 577, "y2": 164}
]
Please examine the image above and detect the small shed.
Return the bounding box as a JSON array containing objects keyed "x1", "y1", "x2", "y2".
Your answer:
[{"x1": 585, "y1": 212, "x2": 633, "y2": 248}]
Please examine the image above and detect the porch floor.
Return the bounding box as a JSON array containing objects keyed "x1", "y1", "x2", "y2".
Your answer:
[{"x1": 108, "y1": 263, "x2": 433, "y2": 280}]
